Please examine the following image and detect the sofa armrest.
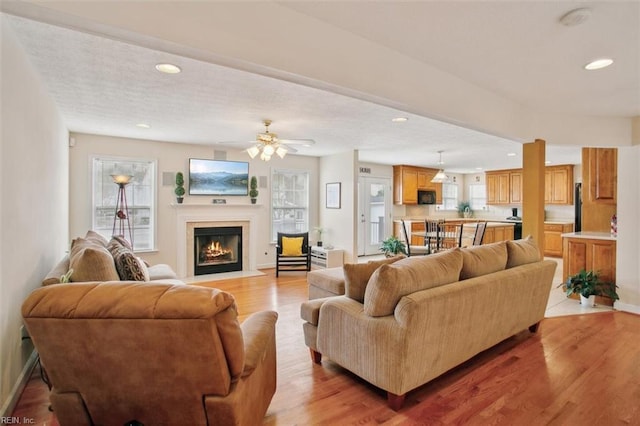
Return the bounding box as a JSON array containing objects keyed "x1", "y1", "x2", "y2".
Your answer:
[{"x1": 240, "y1": 310, "x2": 278, "y2": 377}]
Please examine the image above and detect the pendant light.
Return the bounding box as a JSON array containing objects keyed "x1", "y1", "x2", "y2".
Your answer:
[{"x1": 431, "y1": 151, "x2": 449, "y2": 183}]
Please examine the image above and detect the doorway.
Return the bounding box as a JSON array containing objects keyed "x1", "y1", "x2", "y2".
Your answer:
[{"x1": 357, "y1": 177, "x2": 392, "y2": 256}]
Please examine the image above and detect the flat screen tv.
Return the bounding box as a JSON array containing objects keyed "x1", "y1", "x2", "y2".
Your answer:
[{"x1": 188, "y1": 158, "x2": 249, "y2": 196}]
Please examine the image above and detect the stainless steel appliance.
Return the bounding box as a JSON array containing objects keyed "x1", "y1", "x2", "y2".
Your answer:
[
  {"x1": 506, "y1": 207, "x2": 523, "y2": 239},
  {"x1": 575, "y1": 183, "x2": 582, "y2": 232}
]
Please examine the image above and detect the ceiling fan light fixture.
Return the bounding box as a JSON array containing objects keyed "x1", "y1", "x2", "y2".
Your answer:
[
  {"x1": 247, "y1": 145, "x2": 260, "y2": 159},
  {"x1": 262, "y1": 144, "x2": 275, "y2": 156},
  {"x1": 276, "y1": 146, "x2": 288, "y2": 159}
]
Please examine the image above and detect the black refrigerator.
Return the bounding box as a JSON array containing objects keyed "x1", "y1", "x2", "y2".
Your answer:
[{"x1": 574, "y1": 183, "x2": 582, "y2": 232}]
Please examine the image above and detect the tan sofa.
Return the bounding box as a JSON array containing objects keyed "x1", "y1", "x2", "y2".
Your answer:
[
  {"x1": 42, "y1": 230, "x2": 181, "y2": 286},
  {"x1": 300, "y1": 238, "x2": 556, "y2": 410},
  {"x1": 22, "y1": 281, "x2": 278, "y2": 426}
]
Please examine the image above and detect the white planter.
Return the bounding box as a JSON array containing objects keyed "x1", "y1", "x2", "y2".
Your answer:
[{"x1": 580, "y1": 294, "x2": 595, "y2": 307}]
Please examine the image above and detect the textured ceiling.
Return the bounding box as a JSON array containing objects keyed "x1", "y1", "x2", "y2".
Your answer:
[{"x1": 4, "y1": 1, "x2": 636, "y2": 172}]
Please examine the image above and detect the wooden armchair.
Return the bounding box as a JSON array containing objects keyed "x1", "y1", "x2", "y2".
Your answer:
[{"x1": 276, "y1": 232, "x2": 311, "y2": 277}]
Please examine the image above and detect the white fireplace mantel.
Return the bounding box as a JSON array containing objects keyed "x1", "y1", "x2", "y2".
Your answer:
[{"x1": 176, "y1": 208, "x2": 259, "y2": 278}]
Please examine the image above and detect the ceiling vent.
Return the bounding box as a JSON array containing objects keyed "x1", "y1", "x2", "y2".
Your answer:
[{"x1": 559, "y1": 8, "x2": 592, "y2": 27}]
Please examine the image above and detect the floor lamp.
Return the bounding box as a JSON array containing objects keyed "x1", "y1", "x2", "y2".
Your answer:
[{"x1": 111, "y1": 174, "x2": 133, "y2": 247}]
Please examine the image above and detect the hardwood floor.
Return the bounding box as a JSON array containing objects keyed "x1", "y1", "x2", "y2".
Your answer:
[{"x1": 12, "y1": 270, "x2": 640, "y2": 425}]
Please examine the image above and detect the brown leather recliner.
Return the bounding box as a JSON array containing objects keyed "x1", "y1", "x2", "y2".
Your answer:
[{"x1": 21, "y1": 281, "x2": 278, "y2": 426}]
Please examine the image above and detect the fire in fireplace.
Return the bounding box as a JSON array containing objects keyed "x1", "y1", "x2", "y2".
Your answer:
[{"x1": 194, "y1": 226, "x2": 242, "y2": 275}]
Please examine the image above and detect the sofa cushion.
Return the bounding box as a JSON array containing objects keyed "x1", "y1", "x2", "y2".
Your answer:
[
  {"x1": 69, "y1": 239, "x2": 120, "y2": 282},
  {"x1": 460, "y1": 241, "x2": 508, "y2": 280},
  {"x1": 506, "y1": 236, "x2": 541, "y2": 268},
  {"x1": 114, "y1": 251, "x2": 150, "y2": 281},
  {"x1": 85, "y1": 230, "x2": 109, "y2": 247},
  {"x1": 343, "y1": 254, "x2": 405, "y2": 302},
  {"x1": 364, "y1": 249, "x2": 463, "y2": 317},
  {"x1": 147, "y1": 264, "x2": 179, "y2": 281}
]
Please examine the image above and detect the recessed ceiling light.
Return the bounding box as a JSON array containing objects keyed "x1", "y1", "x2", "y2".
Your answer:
[
  {"x1": 584, "y1": 58, "x2": 614, "y2": 70},
  {"x1": 507, "y1": 152, "x2": 517, "y2": 157},
  {"x1": 391, "y1": 117, "x2": 408, "y2": 122},
  {"x1": 475, "y1": 167, "x2": 483, "y2": 170},
  {"x1": 155, "y1": 63, "x2": 181, "y2": 74},
  {"x1": 136, "y1": 123, "x2": 150, "y2": 129}
]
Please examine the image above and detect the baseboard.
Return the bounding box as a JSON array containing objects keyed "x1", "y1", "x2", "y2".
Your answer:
[
  {"x1": 0, "y1": 349, "x2": 38, "y2": 418},
  {"x1": 614, "y1": 301, "x2": 640, "y2": 315}
]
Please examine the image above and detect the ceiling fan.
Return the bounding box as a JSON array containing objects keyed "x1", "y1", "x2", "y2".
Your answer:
[{"x1": 243, "y1": 119, "x2": 315, "y2": 161}]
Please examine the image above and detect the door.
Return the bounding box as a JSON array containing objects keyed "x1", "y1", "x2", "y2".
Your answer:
[{"x1": 358, "y1": 177, "x2": 391, "y2": 256}]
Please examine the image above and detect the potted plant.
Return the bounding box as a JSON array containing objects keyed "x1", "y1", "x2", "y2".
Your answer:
[
  {"x1": 457, "y1": 201, "x2": 472, "y2": 218},
  {"x1": 249, "y1": 176, "x2": 259, "y2": 204},
  {"x1": 314, "y1": 227, "x2": 324, "y2": 247},
  {"x1": 380, "y1": 236, "x2": 407, "y2": 257},
  {"x1": 560, "y1": 269, "x2": 619, "y2": 307},
  {"x1": 175, "y1": 171, "x2": 185, "y2": 204}
]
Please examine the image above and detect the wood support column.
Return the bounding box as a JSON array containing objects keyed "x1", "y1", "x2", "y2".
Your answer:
[{"x1": 523, "y1": 139, "x2": 546, "y2": 257}]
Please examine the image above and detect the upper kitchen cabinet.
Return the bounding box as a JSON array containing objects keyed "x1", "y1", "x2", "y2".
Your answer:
[
  {"x1": 486, "y1": 165, "x2": 574, "y2": 205},
  {"x1": 393, "y1": 165, "x2": 442, "y2": 205},
  {"x1": 544, "y1": 165, "x2": 574, "y2": 205},
  {"x1": 486, "y1": 169, "x2": 519, "y2": 204},
  {"x1": 582, "y1": 148, "x2": 617, "y2": 232}
]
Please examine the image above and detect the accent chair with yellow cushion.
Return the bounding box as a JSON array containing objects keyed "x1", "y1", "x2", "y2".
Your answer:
[
  {"x1": 275, "y1": 232, "x2": 311, "y2": 277},
  {"x1": 22, "y1": 282, "x2": 278, "y2": 426}
]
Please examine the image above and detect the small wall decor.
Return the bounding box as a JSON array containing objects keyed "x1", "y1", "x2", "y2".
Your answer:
[{"x1": 326, "y1": 182, "x2": 341, "y2": 209}]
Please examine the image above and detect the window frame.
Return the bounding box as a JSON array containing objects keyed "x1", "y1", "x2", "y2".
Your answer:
[
  {"x1": 91, "y1": 155, "x2": 157, "y2": 252},
  {"x1": 270, "y1": 168, "x2": 310, "y2": 242}
]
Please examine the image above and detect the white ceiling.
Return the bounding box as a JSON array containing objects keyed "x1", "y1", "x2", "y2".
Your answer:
[{"x1": 3, "y1": 1, "x2": 638, "y2": 173}]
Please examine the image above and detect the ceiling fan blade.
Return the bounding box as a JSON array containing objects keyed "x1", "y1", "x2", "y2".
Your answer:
[{"x1": 279, "y1": 138, "x2": 315, "y2": 146}]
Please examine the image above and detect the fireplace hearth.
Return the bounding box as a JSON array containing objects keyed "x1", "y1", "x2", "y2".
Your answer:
[{"x1": 194, "y1": 226, "x2": 242, "y2": 275}]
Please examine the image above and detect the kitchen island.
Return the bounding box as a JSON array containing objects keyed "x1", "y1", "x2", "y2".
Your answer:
[
  {"x1": 562, "y1": 231, "x2": 616, "y2": 306},
  {"x1": 394, "y1": 218, "x2": 515, "y2": 246}
]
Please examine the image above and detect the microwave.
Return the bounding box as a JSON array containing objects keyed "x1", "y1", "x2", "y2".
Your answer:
[{"x1": 417, "y1": 190, "x2": 437, "y2": 205}]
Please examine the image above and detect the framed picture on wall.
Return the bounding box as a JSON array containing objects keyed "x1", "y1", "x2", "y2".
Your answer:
[{"x1": 326, "y1": 182, "x2": 341, "y2": 209}]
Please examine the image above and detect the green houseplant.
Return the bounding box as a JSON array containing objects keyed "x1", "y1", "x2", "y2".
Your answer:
[
  {"x1": 380, "y1": 236, "x2": 407, "y2": 257},
  {"x1": 457, "y1": 201, "x2": 472, "y2": 218},
  {"x1": 249, "y1": 176, "x2": 259, "y2": 204},
  {"x1": 560, "y1": 269, "x2": 619, "y2": 306},
  {"x1": 175, "y1": 171, "x2": 185, "y2": 204}
]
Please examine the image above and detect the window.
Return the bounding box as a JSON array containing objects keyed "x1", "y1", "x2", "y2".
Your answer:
[
  {"x1": 271, "y1": 169, "x2": 309, "y2": 241},
  {"x1": 441, "y1": 183, "x2": 459, "y2": 210},
  {"x1": 469, "y1": 184, "x2": 487, "y2": 211},
  {"x1": 92, "y1": 156, "x2": 156, "y2": 251}
]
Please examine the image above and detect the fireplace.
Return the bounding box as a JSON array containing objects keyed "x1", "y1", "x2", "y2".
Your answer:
[{"x1": 194, "y1": 226, "x2": 242, "y2": 275}]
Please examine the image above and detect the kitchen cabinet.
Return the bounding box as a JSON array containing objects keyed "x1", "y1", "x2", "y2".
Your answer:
[
  {"x1": 486, "y1": 171, "x2": 510, "y2": 204},
  {"x1": 393, "y1": 165, "x2": 442, "y2": 205},
  {"x1": 543, "y1": 222, "x2": 574, "y2": 257},
  {"x1": 487, "y1": 165, "x2": 574, "y2": 205},
  {"x1": 394, "y1": 220, "x2": 426, "y2": 246},
  {"x1": 582, "y1": 148, "x2": 617, "y2": 232},
  {"x1": 544, "y1": 165, "x2": 574, "y2": 205},
  {"x1": 562, "y1": 232, "x2": 616, "y2": 306},
  {"x1": 482, "y1": 224, "x2": 515, "y2": 244}
]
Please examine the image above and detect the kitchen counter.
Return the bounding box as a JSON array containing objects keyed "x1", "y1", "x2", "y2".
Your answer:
[{"x1": 561, "y1": 231, "x2": 616, "y2": 241}]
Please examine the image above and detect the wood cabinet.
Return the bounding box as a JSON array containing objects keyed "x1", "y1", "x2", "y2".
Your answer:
[
  {"x1": 482, "y1": 224, "x2": 515, "y2": 244},
  {"x1": 393, "y1": 220, "x2": 426, "y2": 246},
  {"x1": 582, "y1": 148, "x2": 617, "y2": 232},
  {"x1": 544, "y1": 165, "x2": 574, "y2": 205},
  {"x1": 543, "y1": 222, "x2": 574, "y2": 257},
  {"x1": 393, "y1": 165, "x2": 442, "y2": 205},
  {"x1": 562, "y1": 234, "x2": 616, "y2": 305},
  {"x1": 487, "y1": 165, "x2": 574, "y2": 205}
]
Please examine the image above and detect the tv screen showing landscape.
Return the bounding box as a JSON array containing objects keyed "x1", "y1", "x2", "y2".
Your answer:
[{"x1": 188, "y1": 159, "x2": 249, "y2": 196}]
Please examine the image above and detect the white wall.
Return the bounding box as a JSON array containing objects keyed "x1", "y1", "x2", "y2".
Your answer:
[
  {"x1": 319, "y1": 151, "x2": 357, "y2": 262},
  {"x1": 68, "y1": 133, "x2": 319, "y2": 272},
  {"x1": 1, "y1": 20, "x2": 69, "y2": 413},
  {"x1": 615, "y1": 145, "x2": 640, "y2": 313}
]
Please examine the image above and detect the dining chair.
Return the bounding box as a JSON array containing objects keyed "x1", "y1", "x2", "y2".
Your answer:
[
  {"x1": 436, "y1": 222, "x2": 463, "y2": 251},
  {"x1": 401, "y1": 220, "x2": 430, "y2": 256},
  {"x1": 424, "y1": 219, "x2": 445, "y2": 252},
  {"x1": 472, "y1": 221, "x2": 488, "y2": 246}
]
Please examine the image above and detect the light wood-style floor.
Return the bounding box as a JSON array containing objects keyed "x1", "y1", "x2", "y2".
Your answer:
[{"x1": 12, "y1": 270, "x2": 640, "y2": 425}]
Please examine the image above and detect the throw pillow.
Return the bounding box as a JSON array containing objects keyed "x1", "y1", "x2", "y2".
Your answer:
[
  {"x1": 343, "y1": 254, "x2": 405, "y2": 302},
  {"x1": 506, "y1": 236, "x2": 541, "y2": 268},
  {"x1": 282, "y1": 236, "x2": 304, "y2": 256},
  {"x1": 85, "y1": 230, "x2": 109, "y2": 247},
  {"x1": 69, "y1": 244, "x2": 120, "y2": 282},
  {"x1": 364, "y1": 249, "x2": 463, "y2": 317},
  {"x1": 111, "y1": 235, "x2": 133, "y2": 251},
  {"x1": 114, "y1": 251, "x2": 150, "y2": 281},
  {"x1": 459, "y1": 241, "x2": 508, "y2": 280}
]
